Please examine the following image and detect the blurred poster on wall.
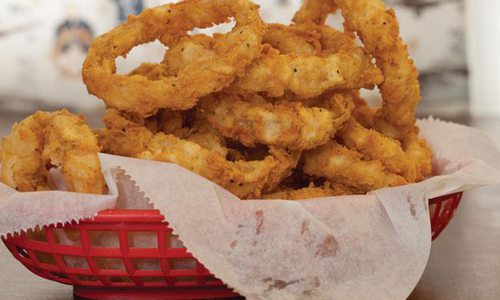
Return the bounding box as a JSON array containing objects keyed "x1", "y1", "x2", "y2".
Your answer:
[
  {"x1": 0, "y1": 0, "x2": 467, "y2": 117},
  {"x1": 0, "y1": 0, "x2": 168, "y2": 113}
]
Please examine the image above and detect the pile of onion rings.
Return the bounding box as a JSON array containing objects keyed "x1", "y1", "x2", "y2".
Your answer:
[{"x1": 2, "y1": 0, "x2": 433, "y2": 200}]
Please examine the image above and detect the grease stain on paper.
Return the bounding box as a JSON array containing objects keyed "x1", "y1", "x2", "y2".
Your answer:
[
  {"x1": 315, "y1": 235, "x2": 338, "y2": 257},
  {"x1": 255, "y1": 210, "x2": 264, "y2": 235},
  {"x1": 312, "y1": 276, "x2": 321, "y2": 287},
  {"x1": 263, "y1": 277, "x2": 301, "y2": 291},
  {"x1": 301, "y1": 220, "x2": 310, "y2": 235},
  {"x1": 407, "y1": 195, "x2": 418, "y2": 220}
]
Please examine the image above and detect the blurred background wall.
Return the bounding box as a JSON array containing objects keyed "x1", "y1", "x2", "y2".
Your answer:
[
  {"x1": 0, "y1": 0, "x2": 472, "y2": 120},
  {"x1": 466, "y1": 0, "x2": 500, "y2": 117},
  {"x1": 387, "y1": 0, "x2": 467, "y2": 118}
]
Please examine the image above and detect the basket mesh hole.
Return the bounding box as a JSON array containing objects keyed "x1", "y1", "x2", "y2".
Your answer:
[
  {"x1": 134, "y1": 258, "x2": 161, "y2": 270},
  {"x1": 49, "y1": 271, "x2": 69, "y2": 279},
  {"x1": 34, "y1": 251, "x2": 56, "y2": 265},
  {"x1": 96, "y1": 258, "x2": 125, "y2": 270},
  {"x1": 89, "y1": 231, "x2": 120, "y2": 248},
  {"x1": 15, "y1": 246, "x2": 29, "y2": 259},
  {"x1": 174, "y1": 276, "x2": 197, "y2": 283},
  {"x1": 63, "y1": 256, "x2": 89, "y2": 269},
  {"x1": 76, "y1": 275, "x2": 99, "y2": 282},
  {"x1": 168, "y1": 234, "x2": 185, "y2": 249},
  {"x1": 142, "y1": 276, "x2": 166, "y2": 283},
  {"x1": 110, "y1": 276, "x2": 132, "y2": 283},
  {"x1": 54, "y1": 229, "x2": 81, "y2": 246},
  {"x1": 170, "y1": 258, "x2": 196, "y2": 270},
  {"x1": 128, "y1": 232, "x2": 158, "y2": 248}
]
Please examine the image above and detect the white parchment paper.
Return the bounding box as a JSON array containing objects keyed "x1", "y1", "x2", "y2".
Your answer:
[{"x1": 1, "y1": 119, "x2": 500, "y2": 300}]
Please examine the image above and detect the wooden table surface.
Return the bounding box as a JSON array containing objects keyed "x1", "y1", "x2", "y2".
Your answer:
[
  {"x1": 408, "y1": 187, "x2": 500, "y2": 300},
  {"x1": 0, "y1": 114, "x2": 499, "y2": 299}
]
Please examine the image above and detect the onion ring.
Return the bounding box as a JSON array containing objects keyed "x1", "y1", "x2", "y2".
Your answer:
[
  {"x1": 266, "y1": 22, "x2": 360, "y2": 57},
  {"x1": 156, "y1": 109, "x2": 186, "y2": 135},
  {"x1": 333, "y1": 0, "x2": 420, "y2": 133},
  {"x1": 137, "y1": 134, "x2": 299, "y2": 199},
  {"x1": 349, "y1": 95, "x2": 433, "y2": 180},
  {"x1": 128, "y1": 63, "x2": 171, "y2": 81},
  {"x1": 98, "y1": 109, "x2": 155, "y2": 157},
  {"x1": 99, "y1": 108, "x2": 227, "y2": 157},
  {"x1": 177, "y1": 110, "x2": 230, "y2": 158},
  {"x1": 83, "y1": 0, "x2": 265, "y2": 117},
  {"x1": 303, "y1": 142, "x2": 407, "y2": 192},
  {"x1": 203, "y1": 93, "x2": 342, "y2": 150},
  {"x1": 292, "y1": 1, "x2": 360, "y2": 54},
  {"x1": 183, "y1": 127, "x2": 229, "y2": 158},
  {"x1": 1, "y1": 110, "x2": 105, "y2": 194},
  {"x1": 294, "y1": 0, "x2": 419, "y2": 136},
  {"x1": 162, "y1": 23, "x2": 383, "y2": 99},
  {"x1": 337, "y1": 118, "x2": 418, "y2": 182},
  {"x1": 312, "y1": 24, "x2": 357, "y2": 54},
  {"x1": 292, "y1": 0, "x2": 337, "y2": 25},
  {"x1": 402, "y1": 130, "x2": 433, "y2": 181},
  {"x1": 98, "y1": 108, "x2": 300, "y2": 199},
  {"x1": 351, "y1": 104, "x2": 404, "y2": 140},
  {"x1": 264, "y1": 183, "x2": 354, "y2": 200},
  {"x1": 262, "y1": 23, "x2": 321, "y2": 55},
  {"x1": 227, "y1": 44, "x2": 382, "y2": 98}
]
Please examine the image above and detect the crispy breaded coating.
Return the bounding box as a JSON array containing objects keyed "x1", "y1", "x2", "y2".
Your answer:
[
  {"x1": 303, "y1": 142, "x2": 407, "y2": 192},
  {"x1": 1, "y1": 110, "x2": 105, "y2": 194}
]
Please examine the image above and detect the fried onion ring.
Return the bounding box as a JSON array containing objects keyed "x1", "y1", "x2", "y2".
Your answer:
[
  {"x1": 351, "y1": 101, "x2": 404, "y2": 140},
  {"x1": 303, "y1": 142, "x2": 407, "y2": 192},
  {"x1": 203, "y1": 93, "x2": 341, "y2": 150},
  {"x1": 402, "y1": 129, "x2": 433, "y2": 181},
  {"x1": 98, "y1": 108, "x2": 300, "y2": 199},
  {"x1": 128, "y1": 63, "x2": 171, "y2": 81},
  {"x1": 227, "y1": 45, "x2": 382, "y2": 98},
  {"x1": 98, "y1": 109, "x2": 155, "y2": 157},
  {"x1": 293, "y1": 0, "x2": 419, "y2": 137},
  {"x1": 264, "y1": 183, "x2": 354, "y2": 200},
  {"x1": 184, "y1": 127, "x2": 229, "y2": 158},
  {"x1": 162, "y1": 22, "x2": 382, "y2": 99},
  {"x1": 334, "y1": 0, "x2": 420, "y2": 133},
  {"x1": 1, "y1": 110, "x2": 105, "y2": 194},
  {"x1": 293, "y1": 1, "x2": 359, "y2": 54},
  {"x1": 83, "y1": 0, "x2": 265, "y2": 116},
  {"x1": 176, "y1": 110, "x2": 230, "y2": 158},
  {"x1": 137, "y1": 134, "x2": 299, "y2": 199},
  {"x1": 349, "y1": 97, "x2": 433, "y2": 180},
  {"x1": 292, "y1": 0, "x2": 337, "y2": 25},
  {"x1": 337, "y1": 118, "x2": 418, "y2": 182},
  {"x1": 262, "y1": 23, "x2": 321, "y2": 55}
]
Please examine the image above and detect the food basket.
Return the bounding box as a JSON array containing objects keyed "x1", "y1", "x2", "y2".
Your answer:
[{"x1": 2, "y1": 192, "x2": 463, "y2": 300}]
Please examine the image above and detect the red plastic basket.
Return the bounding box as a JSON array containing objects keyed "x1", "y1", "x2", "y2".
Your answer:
[
  {"x1": 2, "y1": 192, "x2": 462, "y2": 300},
  {"x1": 429, "y1": 192, "x2": 462, "y2": 240}
]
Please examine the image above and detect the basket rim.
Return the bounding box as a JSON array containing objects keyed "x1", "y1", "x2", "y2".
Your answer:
[
  {"x1": 91, "y1": 191, "x2": 463, "y2": 216},
  {"x1": 82, "y1": 191, "x2": 464, "y2": 224}
]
